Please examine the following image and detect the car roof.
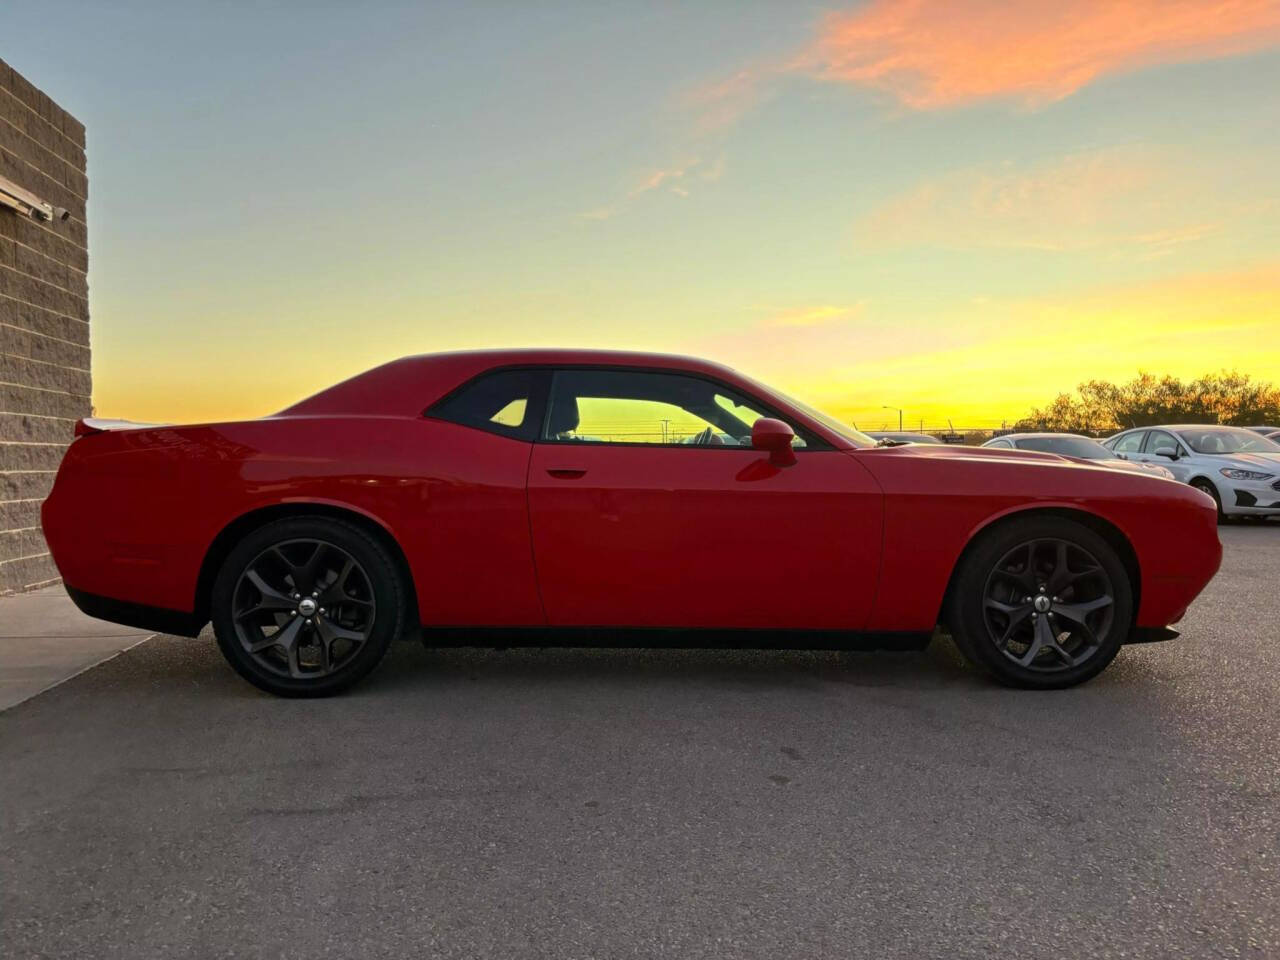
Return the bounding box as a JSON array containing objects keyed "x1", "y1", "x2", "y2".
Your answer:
[
  {"x1": 408, "y1": 347, "x2": 737, "y2": 369},
  {"x1": 1118, "y1": 424, "x2": 1255, "y2": 433},
  {"x1": 275, "y1": 349, "x2": 867, "y2": 450},
  {"x1": 280, "y1": 349, "x2": 747, "y2": 417},
  {"x1": 401, "y1": 348, "x2": 747, "y2": 380}
]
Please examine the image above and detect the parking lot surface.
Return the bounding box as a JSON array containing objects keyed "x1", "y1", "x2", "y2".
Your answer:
[{"x1": 2, "y1": 525, "x2": 1277, "y2": 959}]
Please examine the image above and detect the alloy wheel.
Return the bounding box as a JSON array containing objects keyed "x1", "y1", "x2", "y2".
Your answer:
[
  {"x1": 231, "y1": 538, "x2": 377, "y2": 679},
  {"x1": 981, "y1": 538, "x2": 1116, "y2": 673}
]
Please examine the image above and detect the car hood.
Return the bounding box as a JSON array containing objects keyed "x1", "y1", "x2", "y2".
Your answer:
[
  {"x1": 868, "y1": 443, "x2": 1185, "y2": 484},
  {"x1": 875, "y1": 444, "x2": 1069, "y2": 465},
  {"x1": 1212, "y1": 452, "x2": 1280, "y2": 469}
]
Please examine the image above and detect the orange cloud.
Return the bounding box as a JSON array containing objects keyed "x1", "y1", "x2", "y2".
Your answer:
[{"x1": 803, "y1": 0, "x2": 1280, "y2": 109}]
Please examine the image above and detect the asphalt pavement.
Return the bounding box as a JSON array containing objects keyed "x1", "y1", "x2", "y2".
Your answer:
[{"x1": 2, "y1": 524, "x2": 1277, "y2": 959}]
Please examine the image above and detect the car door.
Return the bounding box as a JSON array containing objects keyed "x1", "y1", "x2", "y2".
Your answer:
[
  {"x1": 525, "y1": 367, "x2": 883, "y2": 630},
  {"x1": 1142, "y1": 429, "x2": 1192, "y2": 481}
]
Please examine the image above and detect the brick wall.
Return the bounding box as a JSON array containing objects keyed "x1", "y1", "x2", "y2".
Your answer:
[{"x1": 0, "y1": 58, "x2": 89, "y2": 594}]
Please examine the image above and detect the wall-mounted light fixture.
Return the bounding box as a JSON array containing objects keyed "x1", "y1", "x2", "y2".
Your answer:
[{"x1": 0, "y1": 173, "x2": 69, "y2": 222}]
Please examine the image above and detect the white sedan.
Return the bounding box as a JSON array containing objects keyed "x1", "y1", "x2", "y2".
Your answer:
[{"x1": 1102, "y1": 425, "x2": 1280, "y2": 520}]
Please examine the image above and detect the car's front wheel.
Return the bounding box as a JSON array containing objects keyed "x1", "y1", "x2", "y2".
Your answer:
[
  {"x1": 211, "y1": 516, "x2": 408, "y2": 697},
  {"x1": 946, "y1": 517, "x2": 1134, "y2": 689}
]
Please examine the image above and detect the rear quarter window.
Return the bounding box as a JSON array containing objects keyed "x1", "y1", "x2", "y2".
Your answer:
[{"x1": 428, "y1": 369, "x2": 547, "y2": 441}]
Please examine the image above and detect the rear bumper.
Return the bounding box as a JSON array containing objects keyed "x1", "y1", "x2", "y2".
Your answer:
[{"x1": 64, "y1": 587, "x2": 205, "y2": 638}]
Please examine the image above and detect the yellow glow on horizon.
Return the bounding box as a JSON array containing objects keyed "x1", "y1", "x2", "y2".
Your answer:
[
  {"x1": 92, "y1": 261, "x2": 1280, "y2": 430},
  {"x1": 708, "y1": 262, "x2": 1280, "y2": 429}
]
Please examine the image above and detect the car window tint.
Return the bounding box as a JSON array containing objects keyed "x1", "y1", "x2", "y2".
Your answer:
[
  {"x1": 1143, "y1": 430, "x2": 1175, "y2": 453},
  {"x1": 543, "y1": 369, "x2": 806, "y2": 448},
  {"x1": 428, "y1": 369, "x2": 544, "y2": 441},
  {"x1": 1112, "y1": 431, "x2": 1146, "y2": 454}
]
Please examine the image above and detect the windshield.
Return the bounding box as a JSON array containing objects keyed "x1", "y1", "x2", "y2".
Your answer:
[
  {"x1": 1176, "y1": 427, "x2": 1280, "y2": 455},
  {"x1": 771, "y1": 389, "x2": 875, "y2": 448},
  {"x1": 1016, "y1": 436, "x2": 1115, "y2": 459}
]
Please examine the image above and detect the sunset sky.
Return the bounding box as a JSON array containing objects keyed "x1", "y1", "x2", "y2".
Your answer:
[{"x1": 7, "y1": 1, "x2": 1280, "y2": 430}]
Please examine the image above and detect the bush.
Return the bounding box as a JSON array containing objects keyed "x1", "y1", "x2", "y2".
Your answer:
[{"x1": 1015, "y1": 371, "x2": 1280, "y2": 434}]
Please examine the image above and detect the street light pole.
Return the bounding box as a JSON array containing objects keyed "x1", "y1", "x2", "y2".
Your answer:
[{"x1": 883, "y1": 405, "x2": 903, "y2": 431}]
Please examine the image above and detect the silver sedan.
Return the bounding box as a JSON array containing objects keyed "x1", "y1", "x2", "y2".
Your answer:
[{"x1": 1103, "y1": 425, "x2": 1280, "y2": 520}]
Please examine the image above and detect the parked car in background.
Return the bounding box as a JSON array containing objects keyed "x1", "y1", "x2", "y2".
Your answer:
[
  {"x1": 1103, "y1": 425, "x2": 1280, "y2": 520},
  {"x1": 982, "y1": 433, "x2": 1175, "y2": 480},
  {"x1": 866, "y1": 431, "x2": 943, "y2": 445}
]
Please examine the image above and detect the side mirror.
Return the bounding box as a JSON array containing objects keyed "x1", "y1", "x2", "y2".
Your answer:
[
  {"x1": 1154, "y1": 446, "x2": 1178, "y2": 460},
  {"x1": 751, "y1": 418, "x2": 796, "y2": 467}
]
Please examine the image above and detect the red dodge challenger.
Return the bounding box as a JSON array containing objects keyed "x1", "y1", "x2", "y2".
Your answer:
[{"x1": 42, "y1": 350, "x2": 1222, "y2": 696}]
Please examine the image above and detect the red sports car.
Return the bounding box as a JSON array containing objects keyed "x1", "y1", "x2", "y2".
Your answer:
[{"x1": 42, "y1": 350, "x2": 1222, "y2": 696}]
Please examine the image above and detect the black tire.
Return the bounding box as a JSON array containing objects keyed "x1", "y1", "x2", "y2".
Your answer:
[
  {"x1": 1189, "y1": 478, "x2": 1227, "y2": 524},
  {"x1": 946, "y1": 516, "x2": 1134, "y2": 690},
  {"x1": 211, "y1": 516, "x2": 408, "y2": 697}
]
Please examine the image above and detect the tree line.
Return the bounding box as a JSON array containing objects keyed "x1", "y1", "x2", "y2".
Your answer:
[{"x1": 1014, "y1": 371, "x2": 1280, "y2": 434}]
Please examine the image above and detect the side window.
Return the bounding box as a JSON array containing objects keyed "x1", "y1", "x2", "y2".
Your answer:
[
  {"x1": 1144, "y1": 430, "x2": 1184, "y2": 455},
  {"x1": 988, "y1": 439, "x2": 1012, "y2": 448},
  {"x1": 1112, "y1": 431, "x2": 1146, "y2": 454},
  {"x1": 428, "y1": 369, "x2": 546, "y2": 441},
  {"x1": 542, "y1": 369, "x2": 807, "y2": 448}
]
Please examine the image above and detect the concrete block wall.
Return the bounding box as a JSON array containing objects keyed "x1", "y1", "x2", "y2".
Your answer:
[{"x1": 0, "y1": 58, "x2": 89, "y2": 594}]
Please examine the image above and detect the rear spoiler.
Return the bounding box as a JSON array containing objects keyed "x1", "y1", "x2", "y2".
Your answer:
[{"x1": 74, "y1": 417, "x2": 168, "y2": 438}]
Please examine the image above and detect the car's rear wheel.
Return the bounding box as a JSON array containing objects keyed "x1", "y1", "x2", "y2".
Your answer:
[
  {"x1": 1189, "y1": 478, "x2": 1227, "y2": 524},
  {"x1": 211, "y1": 516, "x2": 407, "y2": 697},
  {"x1": 946, "y1": 517, "x2": 1133, "y2": 689}
]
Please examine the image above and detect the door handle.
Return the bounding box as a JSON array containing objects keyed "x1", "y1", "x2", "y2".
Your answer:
[{"x1": 546, "y1": 468, "x2": 587, "y2": 480}]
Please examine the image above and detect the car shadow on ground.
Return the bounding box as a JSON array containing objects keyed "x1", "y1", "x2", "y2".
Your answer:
[
  {"x1": 132, "y1": 624, "x2": 1186, "y2": 704},
  {"x1": 379, "y1": 635, "x2": 980, "y2": 694},
  {"x1": 4, "y1": 619, "x2": 1193, "y2": 718}
]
